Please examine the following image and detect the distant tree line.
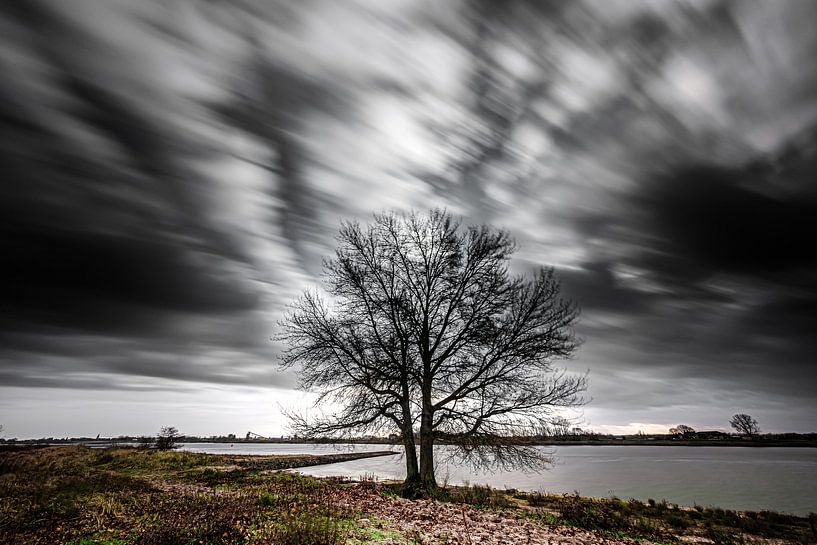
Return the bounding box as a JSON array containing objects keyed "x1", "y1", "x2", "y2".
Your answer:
[
  {"x1": 3, "y1": 414, "x2": 813, "y2": 447},
  {"x1": 665, "y1": 414, "x2": 762, "y2": 439}
]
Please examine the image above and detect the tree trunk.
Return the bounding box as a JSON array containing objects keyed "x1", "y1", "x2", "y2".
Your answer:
[
  {"x1": 399, "y1": 394, "x2": 421, "y2": 497},
  {"x1": 418, "y1": 409, "x2": 436, "y2": 490},
  {"x1": 403, "y1": 430, "x2": 420, "y2": 485},
  {"x1": 419, "y1": 434, "x2": 435, "y2": 488},
  {"x1": 417, "y1": 345, "x2": 437, "y2": 492}
]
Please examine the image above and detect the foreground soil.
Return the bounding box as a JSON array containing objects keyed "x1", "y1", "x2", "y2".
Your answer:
[{"x1": 0, "y1": 446, "x2": 812, "y2": 544}]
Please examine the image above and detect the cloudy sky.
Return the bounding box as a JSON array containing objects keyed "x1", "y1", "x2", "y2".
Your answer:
[{"x1": 2, "y1": 0, "x2": 816, "y2": 438}]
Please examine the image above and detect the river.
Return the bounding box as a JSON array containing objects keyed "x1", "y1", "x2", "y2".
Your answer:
[{"x1": 179, "y1": 443, "x2": 816, "y2": 515}]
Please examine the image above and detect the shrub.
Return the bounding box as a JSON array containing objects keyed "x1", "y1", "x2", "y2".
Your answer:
[
  {"x1": 666, "y1": 513, "x2": 692, "y2": 529},
  {"x1": 556, "y1": 494, "x2": 621, "y2": 531},
  {"x1": 258, "y1": 492, "x2": 277, "y2": 506},
  {"x1": 154, "y1": 427, "x2": 181, "y2": 451},
  {"x1": 445, "y1": 483, "x2": 512, "y2": 508}
]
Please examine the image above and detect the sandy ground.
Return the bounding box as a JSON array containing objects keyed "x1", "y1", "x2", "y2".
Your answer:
[{"x1": 335, "y1": 484, "x2": 633, "y2": 545}]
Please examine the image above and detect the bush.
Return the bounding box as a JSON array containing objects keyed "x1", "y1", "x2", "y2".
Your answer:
[
  {"x1": 556, "y1": 493, "x2": 624, "y2": 531},
  {"x1": 445, "y1": 482, "x2": 512, "y2": 508},
  {"x1": 154, "y1": 427, "x2": 181, "y2": 451},
  {"x1": 666, "y1": 513, "x2": 692, "y2": 529},
  {"x1": 258, "y1": 492, "x2": 276, "y2": 506}
]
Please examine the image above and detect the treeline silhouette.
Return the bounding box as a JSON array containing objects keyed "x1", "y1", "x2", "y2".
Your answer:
[{"x1": 3, "y1": 431, "x2": 816, "y2": 447}]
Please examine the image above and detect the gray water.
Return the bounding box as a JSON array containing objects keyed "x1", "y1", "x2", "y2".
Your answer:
[{"x1": 179, "y1": 443, "x2": 817, "y2": 515}]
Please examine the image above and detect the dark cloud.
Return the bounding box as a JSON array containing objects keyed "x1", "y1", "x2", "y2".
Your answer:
[
  {"x1": 1, "y1": 228, "x2": 258, "y2": 330},
  {"x1": 1, "y1": 0, "x2": 816, "y2": 435},
  {"x1": 642, "y1": 162, "x2": 817, "y2": 275}
]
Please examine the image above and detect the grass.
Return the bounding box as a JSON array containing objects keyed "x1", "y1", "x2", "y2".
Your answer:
[
  {"x1": 0, "y1": 446, "x2": 358, "y2": 544},
  {"x1": 346, "y1": 517, "x2": 416, "y2": 544}
]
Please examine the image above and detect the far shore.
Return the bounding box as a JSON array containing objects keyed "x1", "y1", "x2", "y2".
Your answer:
[{"x1": 4, "y1": 432, "x2": 817, "y2": 449}]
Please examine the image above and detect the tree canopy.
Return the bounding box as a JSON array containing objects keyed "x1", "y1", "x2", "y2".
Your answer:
[
  {"x1": 155, "y1": 426, "x2": 181, "y2": 451},
  {"x1": 669, "y1": 425, "x2": 696, "y2": 437},
  {"x1": 730, "y1": 414, "x2": 759, "y2": 436},
  {"x1": 278, "y1": 210, "x2": 585, "y2": 494}
]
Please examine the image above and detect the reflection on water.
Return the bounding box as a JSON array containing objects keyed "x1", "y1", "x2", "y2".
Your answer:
[{"x1": 180, "y1": 443, "x2": 817, "y2": 515}]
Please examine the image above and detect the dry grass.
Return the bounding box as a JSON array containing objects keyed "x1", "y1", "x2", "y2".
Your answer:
[
  {"x1": 0, "y1": 446, "x2": 357, "y2": 545},
  {"x1": 508, "y1": 490, "x2": 815, "y2": 544}
]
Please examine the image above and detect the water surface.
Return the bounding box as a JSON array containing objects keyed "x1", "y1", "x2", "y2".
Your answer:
[{"x1": 179, "y1": 443, "x2": 816, "y2": 515}]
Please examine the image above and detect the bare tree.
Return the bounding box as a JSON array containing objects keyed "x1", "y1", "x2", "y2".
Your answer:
[
  {"x1": 155, "y1": 426, "x2": 181, "y2": 450},
  {"x1": 279, "y1": 210, "x2": 585, "y2": 495},
  {"x1": 730, "y1": 414, "x2": 759, "y2": 437},
  {"x1": 668, "y1": 424, "x2": 695, "y2": 438}
]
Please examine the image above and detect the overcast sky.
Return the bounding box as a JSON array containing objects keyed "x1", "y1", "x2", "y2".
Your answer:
[{"x1": 2, "y1": 0, "x2": 816, "y2": 439}]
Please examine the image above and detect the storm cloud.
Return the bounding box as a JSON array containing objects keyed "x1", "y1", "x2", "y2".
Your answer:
[{"x1": 1, "y1": 0, "x2": 815, "y2": 436}]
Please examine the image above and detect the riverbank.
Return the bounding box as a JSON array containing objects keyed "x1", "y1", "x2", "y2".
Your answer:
[{"x1": 0, "y1": 446, "x2": 812, "y2": 544}]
